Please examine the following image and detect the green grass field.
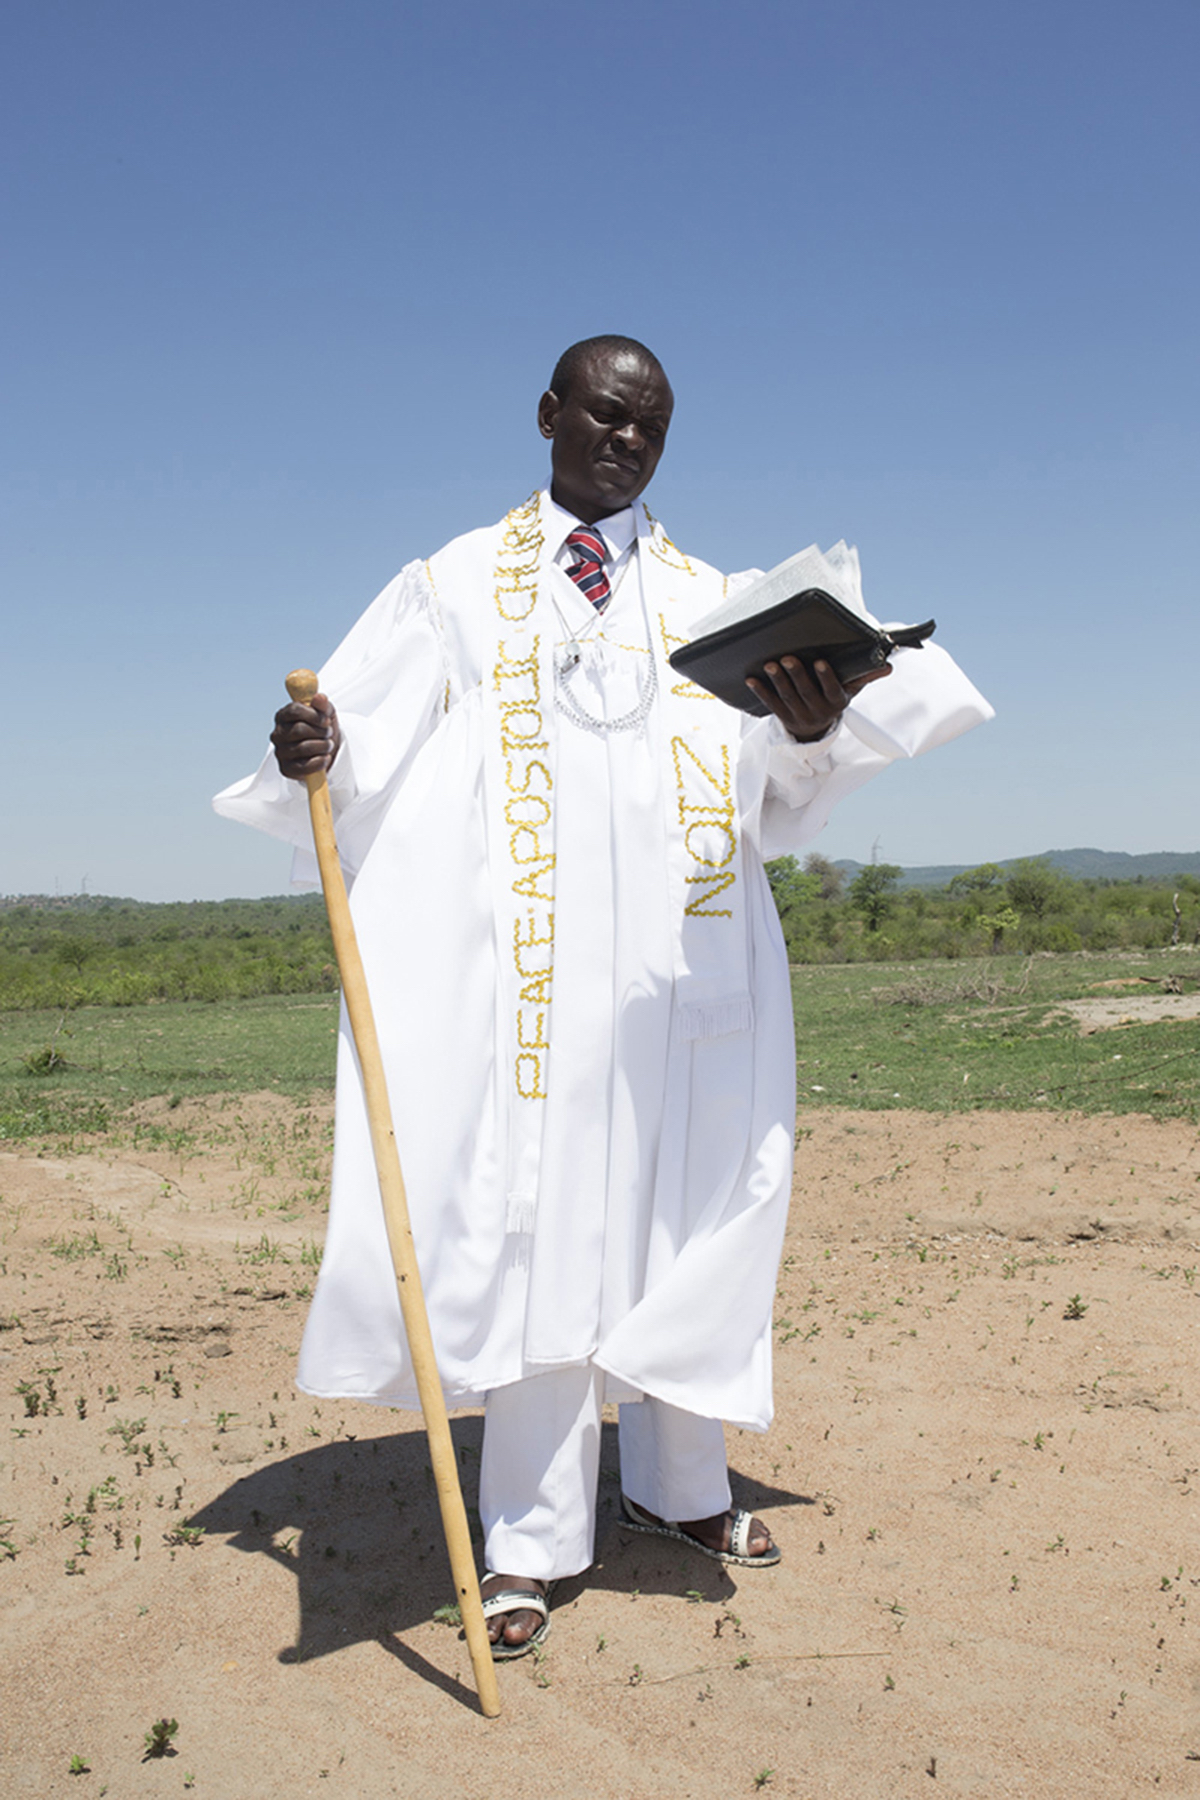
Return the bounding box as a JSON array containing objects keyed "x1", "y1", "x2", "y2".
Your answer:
[
  {"x1": 0, "y1": 995, "x2": 341, "y2": 1140},
  {"x1": 0, "y1": 948, "x2": 1195, "y2": 1142},
  {"x1": 790, "y1": 950, "x2": 1198, "y2": 1120}
]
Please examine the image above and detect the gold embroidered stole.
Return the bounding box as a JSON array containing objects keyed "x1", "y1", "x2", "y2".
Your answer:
[
  {"x1": 480, "y1": 493, "x2": 752, "y2": 1236},
  {"x1": 480, "y1": 493, "x2": 558, "y2": 1234},
  {"x1": 638, "y1": 504, "x2": 754, "y2": 1039}
]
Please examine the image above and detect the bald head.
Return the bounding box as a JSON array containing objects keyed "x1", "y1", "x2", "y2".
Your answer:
[
  {"x1": 548, "y1": 335, "x2": 668, "y2": 405},
  {"x1": 538, "y1": 337, "x2": 673, "y2": 523}
]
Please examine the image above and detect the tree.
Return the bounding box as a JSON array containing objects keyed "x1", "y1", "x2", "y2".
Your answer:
[
  {"x1": 978, "y1": 904, "x2": 1020, "y2": 953},
  {"x1": 52, "y1": 936, "x2": 92, "y2": 974},
  {"x1": 802, "y1": 852, "x2": 845, "y2": 900},
  {"x1": 1005, "y1": 858, "x2": 1067, "y2": 921},
  {"x1": 849, "y1": 862, "x2": 902, "y2": 932},
  {"x1": 765, "y1": 857, "x2": 820, "y2": 924},
  {"x1": 947, "y1": 862, "x2": 1004, "y2": 897}
]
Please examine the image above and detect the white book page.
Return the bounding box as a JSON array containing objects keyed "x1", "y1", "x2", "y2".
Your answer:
[{"x1": 693, "y1": 540, "x2": 875, "y2": 637}]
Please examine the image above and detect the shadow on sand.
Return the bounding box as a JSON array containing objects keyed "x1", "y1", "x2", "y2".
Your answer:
[{"x1": 188, "y1": 1415, "x2": 810, "y2": 1707}]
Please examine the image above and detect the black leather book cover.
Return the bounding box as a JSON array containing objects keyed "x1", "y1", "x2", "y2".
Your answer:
[{"x1": 668, "y1": 588, "x2": 935, "y2": 717}]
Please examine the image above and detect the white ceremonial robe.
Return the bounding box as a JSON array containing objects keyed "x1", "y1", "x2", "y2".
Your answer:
[{"x1": 214, "y1": 492, "x2": 992, "y2": 1432}]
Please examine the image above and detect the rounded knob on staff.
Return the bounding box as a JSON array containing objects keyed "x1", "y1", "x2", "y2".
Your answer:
[{"x1": 285, "y1": 668, "x2": 320, "y2": 706}]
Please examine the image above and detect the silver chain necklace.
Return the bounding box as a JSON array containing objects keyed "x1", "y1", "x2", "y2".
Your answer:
[
  {"x1": 549, "y1": 563, "x2": 657, "y2": 735},
  {"x1": 553, "y1": 641, "x2": 658, "y2": 735}
]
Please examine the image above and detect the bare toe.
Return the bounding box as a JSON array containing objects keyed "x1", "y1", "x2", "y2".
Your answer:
[
  {"x1": 745, "y1": 1515, "x2": 774, "y2": 1555},
  {"x1": 481, "y1": 1574, "x2": 547, "y2": 1649}
]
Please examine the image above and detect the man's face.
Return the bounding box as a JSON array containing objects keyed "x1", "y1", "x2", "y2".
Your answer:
[{"x1": 538, "y1": 349, "x2": 674, "y2": 524}]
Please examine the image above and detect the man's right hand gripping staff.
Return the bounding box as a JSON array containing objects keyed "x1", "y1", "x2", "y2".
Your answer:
[{"x1": 271, "y1": 693, "x2": 341, "y2": 781}]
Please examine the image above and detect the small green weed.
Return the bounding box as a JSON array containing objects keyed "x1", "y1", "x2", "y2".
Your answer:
[
  {"x1": 17, "y1": 1381, "x2": 43, "y2": 1419},
  {"x1": 108, "y1": 1417, "x2": 147, "y2": 1453},
  {"x1": 17, "y1": 1369, "x2": 60, "y2": 1417},
  {"x1": 163, "y1": 1525, "x2": 204, "y2": 1548},
  {"x1": 52, "y1": 1231, "x2": 102, "y2": 1260},
  {"x1": 241, "y1": 1233, "x2": 286, "y2": 1265},
  {"x1": 142, "y1": 1718, "x2": 178, "y2": 1759},
  {"x1": 86, "y1": 1476, "x2": 121, "y2": 1512}
]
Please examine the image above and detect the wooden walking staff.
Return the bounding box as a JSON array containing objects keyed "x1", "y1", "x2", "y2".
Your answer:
[{"x1": 284, "y1": 669, "x2": 501, "y2": 1720}]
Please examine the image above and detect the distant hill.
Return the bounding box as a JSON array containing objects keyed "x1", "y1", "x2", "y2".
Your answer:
[
  {"x1": 0, "y1": 893, "x2": 326, "y2": 916},
  {"x1": 832, "y1": 849, "x2": 1200, "y2": 889},
  {"x1": 5, "y1": 850, "x2": 1200, "y2": 912}
]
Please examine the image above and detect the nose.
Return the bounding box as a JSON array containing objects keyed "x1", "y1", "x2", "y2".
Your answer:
[{"x1": 612, "y1": 420, "x2": 645, "y2": 454}]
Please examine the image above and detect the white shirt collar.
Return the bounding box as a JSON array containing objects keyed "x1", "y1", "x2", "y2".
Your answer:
[{"x1": 542, "y1": 486, "x2": 637, "y2": 563}]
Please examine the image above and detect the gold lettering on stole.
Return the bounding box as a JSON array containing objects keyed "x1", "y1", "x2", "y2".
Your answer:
[
  {"x1": 670, "y1": 735, "x2": 738, "y2": 918},
  {"x1": 492, "y1": 496, "x2": 554, "y2": 1098}
]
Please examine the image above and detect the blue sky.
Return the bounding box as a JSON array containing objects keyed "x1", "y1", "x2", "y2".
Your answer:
[{"x1": 5, "y1": 0, "x2": 1197, "y2": 900}]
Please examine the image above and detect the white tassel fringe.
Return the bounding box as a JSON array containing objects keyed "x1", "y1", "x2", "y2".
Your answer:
[{"x1": 675, "y1": 996, "x2": 754, "y2": 1041}]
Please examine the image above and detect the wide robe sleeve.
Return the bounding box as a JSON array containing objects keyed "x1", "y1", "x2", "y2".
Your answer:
[
  {"x1": 716, "y1": 562, "x2": 994, "y2": 861},
  {"x1": 740, "y1": 638, "x2": 995, "y2": 861},
  {"x1": 212, "y1": 559, "x2": 450, "y2": 885}
]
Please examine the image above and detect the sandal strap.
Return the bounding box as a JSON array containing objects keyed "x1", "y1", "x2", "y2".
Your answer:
[
  {"x1": 480, "y1": 1587, "x2": 549, "y2": 1624},
  {"x1": 729, "y1": 1509, "x2": 754, "y2": 1559},
  {"x1": 621, "y1": 1492, "x2": 777, "y2": 1566}
]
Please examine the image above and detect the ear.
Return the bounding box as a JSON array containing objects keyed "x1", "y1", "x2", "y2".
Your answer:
[{"x1": 537, "y1": 389, "x2": 560, "y2": 440}]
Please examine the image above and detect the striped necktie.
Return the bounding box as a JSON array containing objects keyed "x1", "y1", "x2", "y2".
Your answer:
[{"x1": 565, "y1": 526, "x2": 611, "y2": 612}]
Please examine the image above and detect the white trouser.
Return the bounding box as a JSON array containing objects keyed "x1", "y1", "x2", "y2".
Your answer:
[{"x1": 479, "y1": 1363, "x2": 731, "y2": 1580}]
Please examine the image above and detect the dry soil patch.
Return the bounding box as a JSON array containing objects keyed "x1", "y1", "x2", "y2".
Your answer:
[{"x1": 1, "y1": 1099, "x2": 1198, "y2": 1798}]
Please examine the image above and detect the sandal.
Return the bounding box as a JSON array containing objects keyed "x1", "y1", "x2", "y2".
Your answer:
[
  {"x1": 480, "y1": 1577, "x2": 553, "y2": 1661},
  {"x1": 620, "y1": 1495, "x2": 781, "y2": 1568}
]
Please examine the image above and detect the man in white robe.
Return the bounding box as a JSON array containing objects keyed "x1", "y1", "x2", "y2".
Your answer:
[{"x1": 215, "y1": 335, "x2": 991, "y2": 1657}]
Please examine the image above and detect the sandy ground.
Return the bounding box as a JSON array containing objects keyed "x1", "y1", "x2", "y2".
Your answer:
[
  {"x1": 1056, "y1": 988, "x2": 1200, "y2": 1032},
  {"x1": 2, "y1": 1095, "x2": 1198, "y2": 1800}
]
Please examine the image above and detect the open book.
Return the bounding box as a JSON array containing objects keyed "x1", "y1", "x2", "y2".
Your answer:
[{"x1": 667, "y1": 541, "x2": 935, "y2": 717}]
